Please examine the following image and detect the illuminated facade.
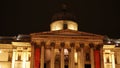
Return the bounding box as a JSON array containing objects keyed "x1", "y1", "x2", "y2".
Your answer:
[
  {"x1": 0, "y1": 10, "x2": 120, "y2": 68},
  {"x1": 0, "y1": 35, "x2": 31, "y2": 68}
]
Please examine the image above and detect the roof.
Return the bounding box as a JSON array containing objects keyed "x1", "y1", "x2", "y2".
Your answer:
[
  {"x1": 51, "y1": 12, "x2": 79, "y2": 23},
  {"x1": 31, "y1": 29, "x2": 104, "y2": 39}
]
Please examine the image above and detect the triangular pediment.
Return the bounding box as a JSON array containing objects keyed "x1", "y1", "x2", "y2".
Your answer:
[{"x1": 31, "y1": 29, "x2": 104, "y2": 39}]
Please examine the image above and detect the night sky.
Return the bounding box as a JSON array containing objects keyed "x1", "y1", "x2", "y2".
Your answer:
[{"x1": 1, "y1": 0, "x2": 120, "y2": 38}]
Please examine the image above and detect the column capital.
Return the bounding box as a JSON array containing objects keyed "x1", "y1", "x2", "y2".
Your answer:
[
  {"x1": 41, "y1": 41, "x2": 46, "y2": 46},
  {"x1": 89, "y1": 43, "x2": 94, "y2": 48},
  {"x1": 98, "y1": 44, "x2": 103, "y2": 48},
  {"x1": 68, "y1": 48, "x2": 71, "y2": 52},
  {"x1": 79, "y1": 43, "x2": 84, "y2": 48},
  {"x1": 31, "y1": 41, "x2": 36, "y2": 45},
  {"x1": 76, "y1": 47, "x2": 81, "y2": 52},
  {"x1": 50, "y1": 42, "x2": 55, "y2": 47},
  {"x1": 31, "y1": 42, "x2": 40, "y2": 48},
  {"x1": 60, "y1": 42, "x2": 65, "y2": 47},
  {"x1": 96, "y1": 44, "x2": 102, "y2": 50},
  {"x1": 70, "y1": 42, "x2": 75, "y2": 47}
]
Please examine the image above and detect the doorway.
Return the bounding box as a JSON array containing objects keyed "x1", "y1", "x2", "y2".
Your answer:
[
  {"x1": 65, "y1": 65, "x2": 68, "y2": 68},
  {"x1": 85, "y1": 64, "x2": 91, "y2": 68}
]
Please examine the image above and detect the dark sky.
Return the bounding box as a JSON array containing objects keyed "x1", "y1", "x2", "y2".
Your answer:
[{"x1": 1, "y1": 0, "x2": 120, "y2": 38}]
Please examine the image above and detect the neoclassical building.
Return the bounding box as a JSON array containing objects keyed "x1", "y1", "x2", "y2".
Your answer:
[{"x1": 0, "y1": 10, "x2": 120, "y2": 68}]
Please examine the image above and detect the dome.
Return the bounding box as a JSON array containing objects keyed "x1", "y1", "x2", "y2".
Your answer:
[
  {"x1": 50, "y1": 11, "x2": 79, "y2": 31},
  {"x1": 50, "y1": 20, "x2": 78, "y2": 31},
  {"x1": 51, "y1": 12, "x2": 78, "y2": 22}
]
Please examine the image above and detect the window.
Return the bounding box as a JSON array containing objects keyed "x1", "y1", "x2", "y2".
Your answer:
[{"x1": 63, "y1": 23, "x2": 67, "y2": 29}]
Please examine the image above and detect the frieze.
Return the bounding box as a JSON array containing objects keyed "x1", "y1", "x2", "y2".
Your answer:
[{"x1": 0, "y1": 44, "x2": 13, "y2": 49}]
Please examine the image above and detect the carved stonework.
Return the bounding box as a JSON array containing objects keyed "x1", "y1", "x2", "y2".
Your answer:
[
  {"x1": 70, "y1": 42, "x2": 75, "y2": 47},
  {"x1": 60, "y1": 42, "x2": 65, "y2": 47},
  {"x1": 41, "y1": 41, "x2": 46, "y2": 46},
  {"x1": 79, "y1": 43, "x2": 84, "y2": 48},
  {"x1": 76, "y1": 47, "x2": 81, "y2": 52},
  {"x1": 50, "y1": 42, "x2": 55, "y2": 47},
  {"x1": 89, "y1": 43, "x2": 94, "y2": 48},
  {"x1": 96, "y1": 44, "x2": 103, "y2": 50},
  {"x1": 30, "y1": 27, "x2": 104, "y2": 68}
]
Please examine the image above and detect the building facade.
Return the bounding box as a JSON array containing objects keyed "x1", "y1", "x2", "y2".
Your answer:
[{"x1": 0, "y1": 11, "x2": 120, "y2": 68}]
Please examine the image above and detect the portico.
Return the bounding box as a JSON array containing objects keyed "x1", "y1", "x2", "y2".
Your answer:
[{"x1": 30, "y1": 29, "x2": 104, "y2": 68}]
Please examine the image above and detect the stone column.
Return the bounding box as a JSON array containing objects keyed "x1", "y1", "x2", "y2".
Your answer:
[
  {"x1": 80, "y1": 43, "x2": 84, "y2": 68},
  {"x1": 111, "y1": 52, "x2": 115, "y2": 68},
  {"x1": 12, "y1": 49, "x2": 16, "y2": 68},
  {"x1": 60, "y1": 42, "x2": 65, "y2": 68},
  {"x1": 23, "y1": 50, "x2": 27, "y2": 68},
  {"x1": 40, "y1": 42, "x2": 45, "y2": 68},
  {"x1": 30, "y1": 42, "x2": 35, "y2": 68},
  {"x1": 76, "y1": 48, "x2": 81, "y2": 68},
  {"x1": 70, "y1": 42, "x2": 75, "y2": 68},
  {"x1": 68, "y1": 49, "x2": 71, "y2": 68},
  {"x1": 89, "y1": 43, "x2": 94, "y2": 68},
  {"x1": 50, "y1": 42, "x2": 55, "y2": 68}
]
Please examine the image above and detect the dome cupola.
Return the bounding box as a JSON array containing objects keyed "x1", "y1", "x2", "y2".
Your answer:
[{"x1": 50, "y1": 7, "x2": 79, "y2": 31}]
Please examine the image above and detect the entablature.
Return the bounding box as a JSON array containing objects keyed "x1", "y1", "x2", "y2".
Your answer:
[{"x1": 31, "y1": 38, "x2": 103, "y2": 49}]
